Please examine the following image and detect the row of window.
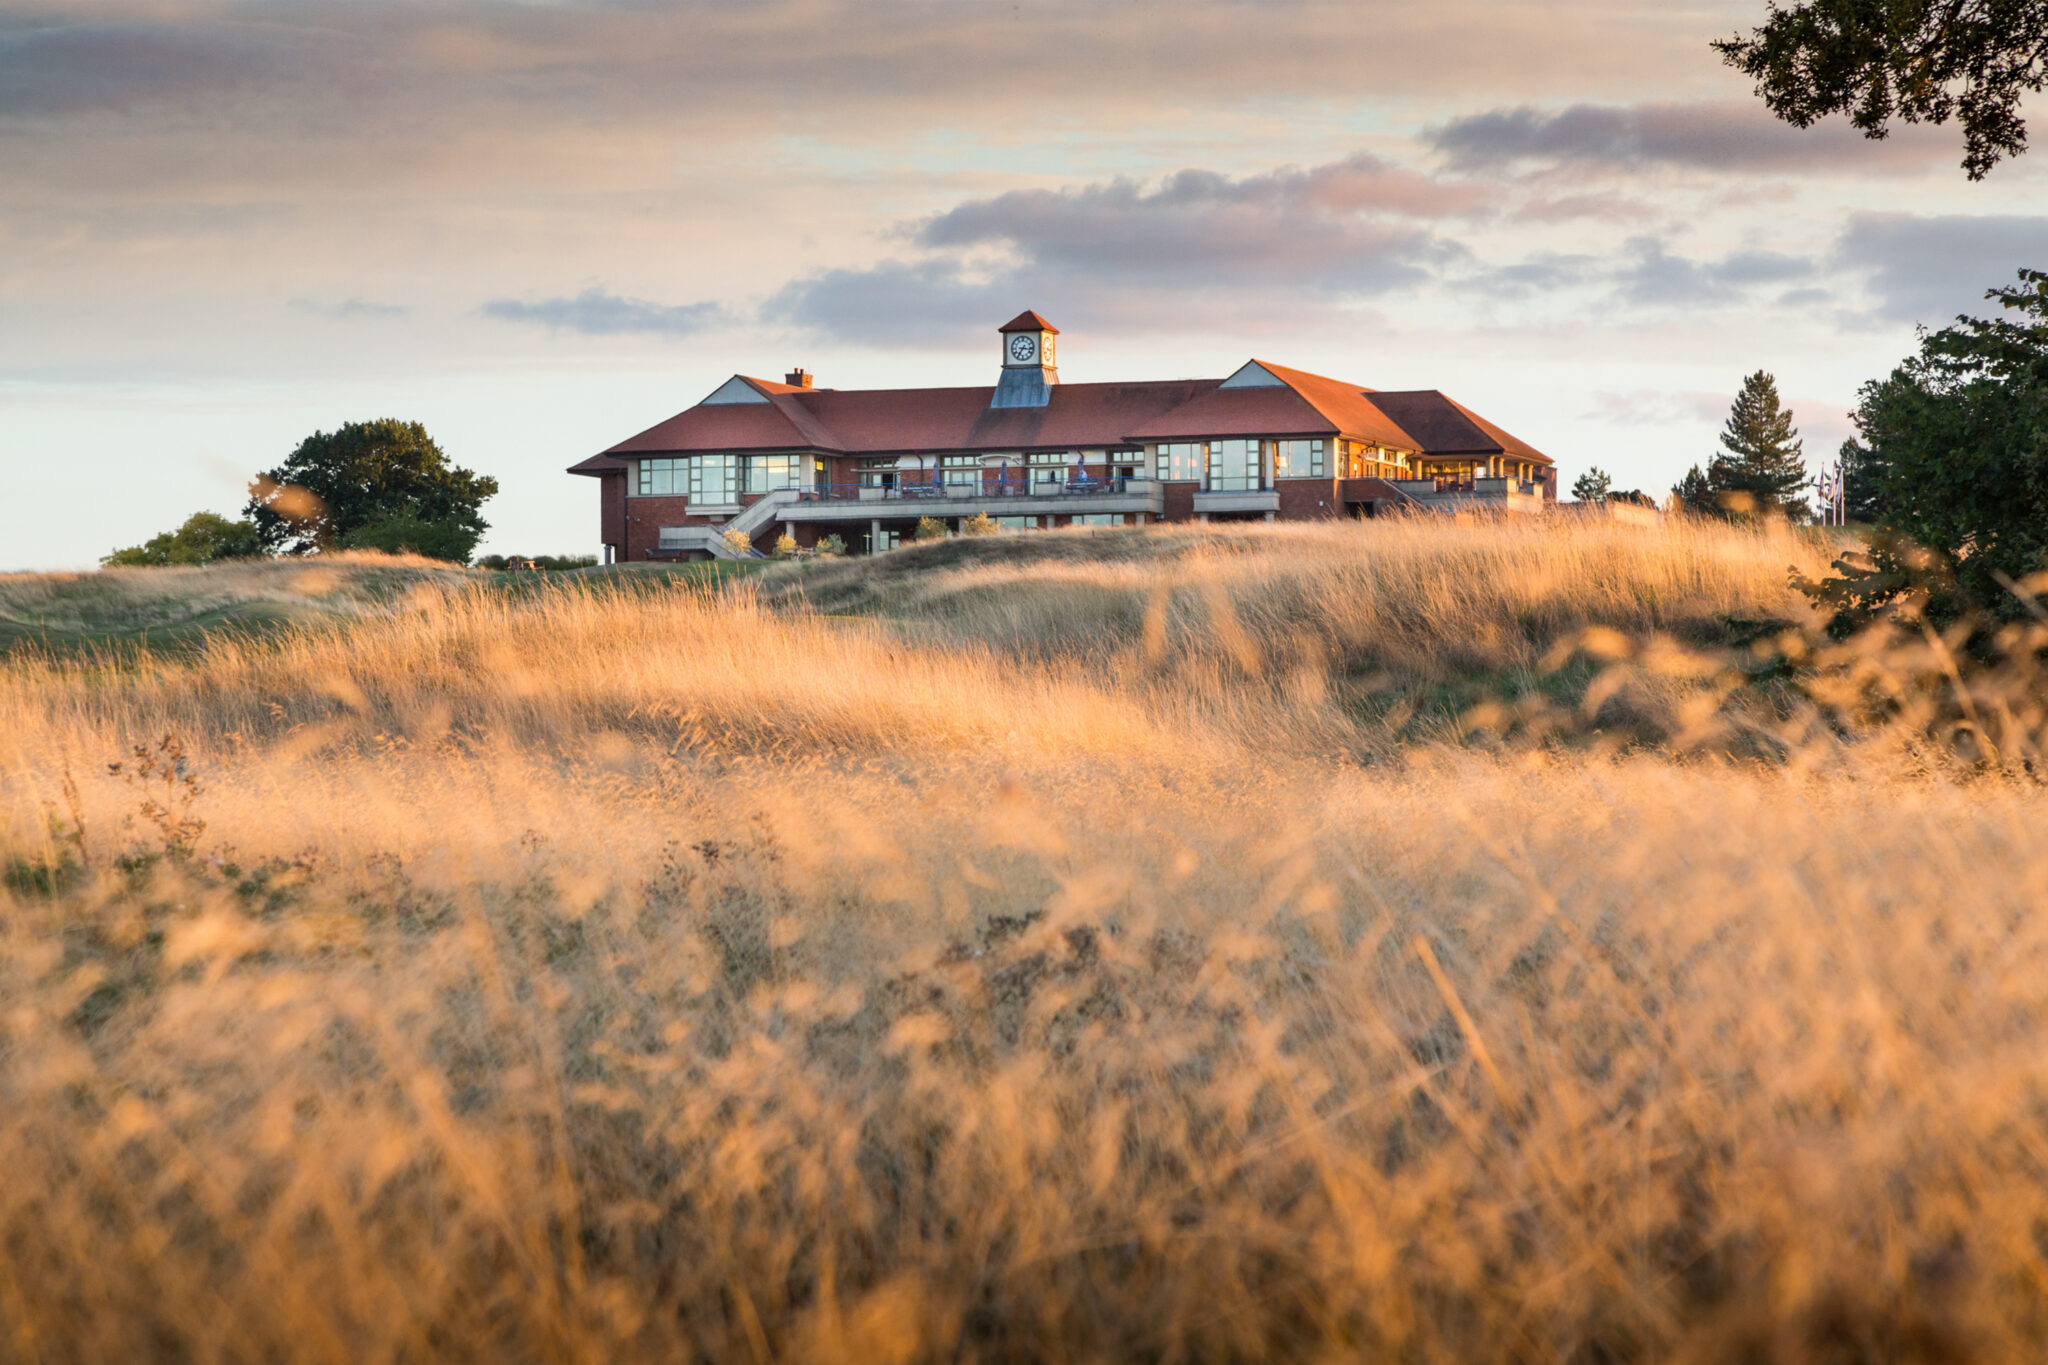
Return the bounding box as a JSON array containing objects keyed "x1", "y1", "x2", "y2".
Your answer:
[
  {"x1": 1157, "y1": 438, "x2": 1329, "y2": 489},
  {"x1": 636, "y1": 455, "x2": 819, "y2": 500},
  {"x1": 636, "y1": 442, "x2": 1429, "y2": 500}
]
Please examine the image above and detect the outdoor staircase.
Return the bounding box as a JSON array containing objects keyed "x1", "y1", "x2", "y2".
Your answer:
[{"x1": 655, "y1": 488, "x2": 802, "y2": 559}]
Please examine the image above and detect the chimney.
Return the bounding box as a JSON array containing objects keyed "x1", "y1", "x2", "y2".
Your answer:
[{"x1": 785, "y1": 368, "x2": 813, "y2": 388}]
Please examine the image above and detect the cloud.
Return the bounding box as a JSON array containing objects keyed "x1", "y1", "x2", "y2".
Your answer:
[
  {"x1": 1613, "y1": 238, "x2": 1812, "y2": 307},
  {"x1": 1427, "y1": 101, "x2": 1956, "y2": 174},
  {"x1": 0, "y1": 21, "x2": 339, "y2": 119},
  {"x1": 481, "y1": 288, "x2": 724, "y2": 338},
  {"x1": 768, "y1": 156, "x2": 1476, "y2": 343},
  {"x1": 291, "y1": 298, "x2": 409, "y2": 321},
  {"x1": 1836, "y1": 213, "x2": 2048, "y2": 325}
]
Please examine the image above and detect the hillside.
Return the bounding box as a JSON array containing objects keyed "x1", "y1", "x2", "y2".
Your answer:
[
  {"x1": 4, "y1": 518, "x2": 2045, "y2": 1361},
  {"x1": 0, "y1": 554, "x2": 753, "y2": 656}
]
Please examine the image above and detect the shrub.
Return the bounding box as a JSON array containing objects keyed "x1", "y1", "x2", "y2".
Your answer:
[
  {"x1": 103, "y1": 512, "x2": 264, "y2": 567},
  {"x1": 961, "y1": 512, "x2": 999, "y2": 537},
  {"x1": 476, "y1": 554, "x2": 599, "y2": 572},
  {"x1": 816, "y1": 534, "x2": 846, "y2": 557},
  {"x1": 340, "y1": 512, "x2": 482, "y2": 564},
  {"x1": 773, "y1": 533, "x2": 799, "y2": 558},
  {"x1": 915, "y1": 516, "x2": 948, "y2": 542},
  {"x1": 721, "y1": 528, "x2": 754, "y2": 557}
]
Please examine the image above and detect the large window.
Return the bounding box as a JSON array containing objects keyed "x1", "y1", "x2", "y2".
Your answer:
[
  {"x1": 637, "y1": 457, "x2": 684, "y2": 496},
  {"x1": 1155, "y1": 443, "x2": 1204, "y2": 482},
  {"x1": 1272, "y1": 439, "x2": 1326, "y2": 479},
  {"x1": 1207, "y1": 439, "x2": 1262, "y2": 492},
  {"x1": 745, "y1": 455, "x2": 804, "y2": 494},
  {"x1": 690, "y1": 454, "x2": 739, "y2": 505},
  {"x1": 940, "y1": 455, "x2": 981, "y2": 488}
]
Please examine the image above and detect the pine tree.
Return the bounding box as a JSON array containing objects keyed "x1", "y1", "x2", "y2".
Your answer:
[
  {"x1": 1672, "y1": 465, "x2": 1716, "y2": 515},
  {"x1": 1836, "y1": 436, "x2": 1889, "y2": 524},
  {"x1": 1570, "y1": 466, "x2": 1612, "y2": 503},
  {"x1": 1708, "y1": 371, "x2": 1809, "y2": 520}
]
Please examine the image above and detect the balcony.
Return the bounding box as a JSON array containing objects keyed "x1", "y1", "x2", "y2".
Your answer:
[
  {"x1": 1192, "y1": 488, "x2": 1280, "y2": 515},
  {"x1": 1388, "y1": 477, "x2": 1547, "y2": 514},
  {"x1": 775, "y1": 477, "x2": 1165, "y2": 523}
]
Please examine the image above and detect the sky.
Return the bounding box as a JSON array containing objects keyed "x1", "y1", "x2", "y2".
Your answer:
[{"x1": 2, "y1": 0, "x2": 2043, "y2": 569}]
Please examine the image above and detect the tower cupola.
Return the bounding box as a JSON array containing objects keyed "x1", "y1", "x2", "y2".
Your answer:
[{"x1": 992, "y1": 310, "x2": 1060, "y2": 408}]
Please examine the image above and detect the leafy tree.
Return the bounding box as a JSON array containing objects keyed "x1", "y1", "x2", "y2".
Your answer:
[
  {"x1": 1711, "y1": 371, "x2": 1811, "y2": 520},
  {"x1": 1807, "y1": 267, "x2": 2048, "y2": 630},
  {"x1": 103, "y1": 512, "x2": 264, "y2": 567},
  {"x1": 340, "y1": 512, "x2": 483, "y2": 564},
  {"x1": 246, "y1": 419, "x2": 497, "y2": 556},
  {"x1": 1715, "y1": 0, "x2": 2048, "y2": 179},
  {"x1": 1571, "y1": 467, "x2": 1613, "y2": 503}
]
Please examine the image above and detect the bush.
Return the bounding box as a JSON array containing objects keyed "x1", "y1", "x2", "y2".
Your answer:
[
  {"x1": 476, "y1": 555, "x2": 599, "y2": 572},
  {"x1": 339, "y1": 513, "x2": 481, "y2": 564},
  {"x1": 773, "y1": 533, "x2": 799, "y2": 558},
  {"x1": 721, "y1": 528, "x2": 754, "y2": 557},
  {"x1": 961, "y1": 512, "x2": 999, "y2": 537},
  {"x1": 816, "y1": 534, "x2": 846, "y2": 557},
  {"x1": 915, "y1": 516, "x2": 949, "y2": 542},
  {"x1": 103, "y1": 512, "x2": 264, "y2": 567}
]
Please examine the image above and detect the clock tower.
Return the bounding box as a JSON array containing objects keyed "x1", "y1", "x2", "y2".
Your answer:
[{"x1": 992, "y1": 309, "x2": 1060, "y2": 409}]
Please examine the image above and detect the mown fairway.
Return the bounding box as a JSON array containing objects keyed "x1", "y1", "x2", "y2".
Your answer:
[{"x1": 5, "y1": 521, "x2": 2047, "y2": 1363}]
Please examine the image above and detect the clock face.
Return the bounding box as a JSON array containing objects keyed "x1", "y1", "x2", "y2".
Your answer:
[{"x1": 1007, "y1": 332, "x2": 1037, "y2": 363}]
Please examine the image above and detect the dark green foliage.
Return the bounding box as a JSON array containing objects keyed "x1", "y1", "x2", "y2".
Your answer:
[
  {"x1": 102, "y1": 512, "x2": 264, "y2": 567},
  {"x1": 475, "y1": 554, "x2": 602, "y2": 571},
  {"x1": 1711, "y1": 371, "x2": 1810, "y2": 521},
  {"x1": 340, "y1": 512, "x2": 482, "y2": 564},
  {"x1": 1672, "y1": 465, "x2": 1718, "y2": 515},
  {"x1": 1571, "y1": 467, "x2": 1613, "y2": 503},
  {"x1": 1836, "y1": 435, "x2": 1891, "y2": 523},
  {"x1": 246, "y1": 419, "x2": 497, "y2": 557},
  {"x1": 1715, "y1": 0, "x2": 2048, "y2": 179},
  {"x1": 1811, "y1": 269, "x2": 2048, "y2": 631}
]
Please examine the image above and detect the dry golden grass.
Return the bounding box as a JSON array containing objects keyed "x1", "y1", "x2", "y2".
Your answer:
[{"x1": 3, "y1": 518, "x2": 2046, "y2": 1362}]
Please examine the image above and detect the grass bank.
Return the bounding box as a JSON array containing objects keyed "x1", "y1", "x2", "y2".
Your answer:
[{"x1": 3, "y1": 518, "x2": 2044, "y2": 1362}]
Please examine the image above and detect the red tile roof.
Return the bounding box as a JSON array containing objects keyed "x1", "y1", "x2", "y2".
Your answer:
[
  {"x1": 998, "y1": 310, "x2": 1059, "y2": 334},
  {"x1": 1367, "y1": 391, "x2": 1548, "y2": 462},
  {"x1": 569, "y1": 361, "x2": 1550, "y2": 473}
]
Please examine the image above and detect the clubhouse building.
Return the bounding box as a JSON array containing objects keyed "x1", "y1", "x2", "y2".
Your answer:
[{"x1": 568, "y1": 311, "x2": 1556, "y2": 560}]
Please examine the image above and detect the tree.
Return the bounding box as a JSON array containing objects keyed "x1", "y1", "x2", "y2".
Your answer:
[
  {"x1": 246, "y1": 419, "x2": 497, "y2": 557},
  {"x1": 1571, "y1": 467, "x2": 1613, "y2": 503},
  {"x1": 1715, "y1": 0, "x2": 2048, "y2": 179},
  {"x1": 914, "y1": 516, "x2": 949, "y2": 542},
  {"x1": 103, "y1": 512, "x2": 264, "y2": 567},
  {"x1": 1836, "y1": 435, "x2": 1891, "y2": 523},
  {"x1": 961, "y1": 512, "x2": 999, "y2": 536},
  {"x1": 340, "y1": 512, "x2": 484, "y2": 563},
  {"x1": 1810, "y1": 267, "x2": 2048, "y2": 628},
  {"x1": 1673, "y1": 464, "x2": 1719, "y2": 515},
  {"x1": 1711, "y1": 371, "x2": 1811, "y2": 520}
]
